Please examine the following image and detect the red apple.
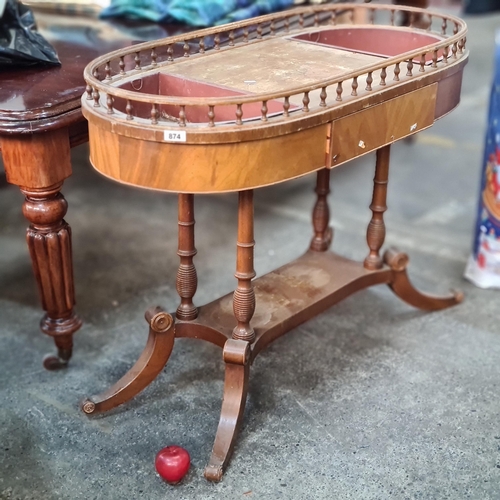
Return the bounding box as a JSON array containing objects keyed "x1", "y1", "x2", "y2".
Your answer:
[{"x1": 155, "y1": 445, "x2": 190, "y2": 484}]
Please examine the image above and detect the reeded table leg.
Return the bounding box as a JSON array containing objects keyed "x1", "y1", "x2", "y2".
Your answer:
[
  {"x1": 22, "y1": 185, "x2": 82, "y2": 369},
  {"x1": 1, "y1": 129, "x2": 82, "y2": 369}
]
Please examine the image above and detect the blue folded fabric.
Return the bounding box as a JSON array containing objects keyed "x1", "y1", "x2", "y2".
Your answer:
[{"x1": 100, "y1": 0, "x2": 294, "y2": 26}]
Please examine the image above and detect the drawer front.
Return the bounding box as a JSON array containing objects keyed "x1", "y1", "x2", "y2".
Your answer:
[{"x1": 329, "y1": 83, "x2": 438, "y2": 168}]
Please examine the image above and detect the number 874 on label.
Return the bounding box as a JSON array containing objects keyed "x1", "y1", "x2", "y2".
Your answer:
[{"x1": 164, "y1": 130, "x2": 187, "y2": 142}]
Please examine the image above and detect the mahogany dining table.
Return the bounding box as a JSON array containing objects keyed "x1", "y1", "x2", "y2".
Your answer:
[{"x1": 0, "y1": 13, "x2": 197, "y2": 369}]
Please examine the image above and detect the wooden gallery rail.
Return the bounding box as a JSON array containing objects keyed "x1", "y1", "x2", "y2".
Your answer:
[{"x1": 80, "y1": 3, "x2": 468, "y2": 481}]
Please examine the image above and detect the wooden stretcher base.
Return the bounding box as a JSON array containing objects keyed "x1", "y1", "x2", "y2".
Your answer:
[{"x1": 81, "y1": 246, "x2": 462, "y2": 481}]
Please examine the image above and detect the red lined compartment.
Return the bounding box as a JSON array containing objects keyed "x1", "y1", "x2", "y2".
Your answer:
[
  {"x1": 114, "y1": 72, "x2": 294, "y2": 124},
  {"x1": 291, "y1": 27, "x2": 444, "y2": 61}
]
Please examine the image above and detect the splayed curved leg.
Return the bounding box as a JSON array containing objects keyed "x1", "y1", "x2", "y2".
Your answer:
[
  {"x1": 204, "y1": 339, "x2": 250, "y2": 482},
  {"x1": 384, "y1": 247, "x2": 464, "y2": 311},
  {"x1": 82, "y1": 307, "x2": 175, "y2": 415}
]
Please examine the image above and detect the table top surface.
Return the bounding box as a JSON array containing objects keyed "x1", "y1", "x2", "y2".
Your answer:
[
  {"x1": 167, "y1": 36, "x2": 382, "y2": 95},
  {"x1": 0, "y1": 13, "x2": 194, "y2": 132}
]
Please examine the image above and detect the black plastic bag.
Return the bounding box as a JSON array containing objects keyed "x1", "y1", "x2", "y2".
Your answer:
[{"x1": 0, "y1": 0, "x2": 60, "y2": 67}]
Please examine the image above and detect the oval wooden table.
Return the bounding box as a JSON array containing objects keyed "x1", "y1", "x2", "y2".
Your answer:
[{"x1": 81, "y1": 3, "x2": 468, "y2": 481}]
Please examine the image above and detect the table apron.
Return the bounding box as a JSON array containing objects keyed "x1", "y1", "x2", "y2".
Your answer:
[{"x1": 87, "y1": 122, "x2": 330, "y2": 193}]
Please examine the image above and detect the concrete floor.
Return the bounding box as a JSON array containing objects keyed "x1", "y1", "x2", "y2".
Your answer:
[{"x1": 1, "y1": 9, "x2": 500, "y2": 500}]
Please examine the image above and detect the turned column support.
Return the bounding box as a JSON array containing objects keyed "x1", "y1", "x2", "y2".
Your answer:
[
  {"x1": 364, "y1": 146, "x2": 391, "y2": 270},
  {"x1": 176, "y1": 194, "x2": 198, "y2": 320},
  {"x1": 232, "y1": 190, "x2": 256, "y2": 343},
  {"x1": 310, "y1": 168, "x2": 333, "y2": 252}
]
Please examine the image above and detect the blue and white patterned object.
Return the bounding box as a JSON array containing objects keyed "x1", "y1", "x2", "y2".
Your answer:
[
  {"x1": 465, "y1": 31, "x2": 500, "y2": 288},
  {"x1": 100, "y1": 0, "x2": 294, "y2": 26}
]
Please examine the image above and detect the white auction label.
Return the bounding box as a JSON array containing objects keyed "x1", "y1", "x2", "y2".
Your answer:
[{"x1": 164, "y1": 130, "x2": 187, "y2": 142}]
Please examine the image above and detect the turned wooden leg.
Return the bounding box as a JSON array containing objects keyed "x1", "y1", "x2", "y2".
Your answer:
[
  {"x1": 384, "y1": 247, "x2": 464, "y2": 310},
  {"x1": 232, "y1": 190, "x2": 256, "y2": 343},
  {"x1": 176, "y1": 194, "x2": 198, "y2": 320},
  {"x1": 22, "y1": 186, "x2": 82, "y2": 369},
  {"x1": 1, "y1": 129, "x2": 81, "y2": 369},
  {"x1": 82, "y1": 307, "x2": 175, "y2": 414},
  {"x1": 205, "y1": 339, "x2": 250, "y2": 482},
  {"x1": 364, "y1": 146, "x2": 390, "y2": 271},
  {"x1": 310, "y1": 169, "x2": 333, "y2": 252}
]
